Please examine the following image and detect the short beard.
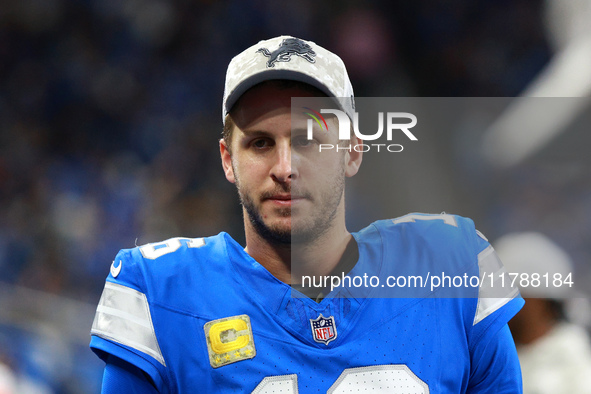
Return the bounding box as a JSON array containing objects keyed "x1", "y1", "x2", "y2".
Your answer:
[
  {"x1": 234, "y1": 165, "x2": 345, "y2": 246},
  {"x1": 243, "y1": 193, "x2": 292, "y2": 245}
]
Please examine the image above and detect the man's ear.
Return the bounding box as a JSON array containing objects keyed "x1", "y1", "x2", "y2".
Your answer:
[
  {"x1": 220, "y1": 139, "x2": 236, "y2": 183},
  {"x1": 345, "y1": 135, "x2": 363, "y2": 177}
]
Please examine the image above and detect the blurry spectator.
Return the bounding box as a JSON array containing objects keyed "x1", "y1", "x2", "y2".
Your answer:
[
  {"x1": 0, "y1": 353, "x2": 51, "y2": 394},
  {"x1": 0, "y1": 360, "x2": 17, "y2": 394},
  {"x1": 494, "y1": 232, "x2": 591, "y2": 394}
]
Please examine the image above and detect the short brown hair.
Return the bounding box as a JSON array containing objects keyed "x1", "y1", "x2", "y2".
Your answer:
[{"x1": 222, "y1": 113, "x2": 234, "y2": 151}]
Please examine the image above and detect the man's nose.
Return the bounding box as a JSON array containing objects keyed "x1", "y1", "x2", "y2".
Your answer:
[{"x1": 271, "y1": 142, "x2": 295, "y2": 184}]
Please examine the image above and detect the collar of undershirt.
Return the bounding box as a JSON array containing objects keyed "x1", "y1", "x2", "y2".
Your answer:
[{"x1": 291, "y1": 236, "x2": 360, "y2": 303}]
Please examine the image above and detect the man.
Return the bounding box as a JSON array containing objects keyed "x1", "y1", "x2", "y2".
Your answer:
[
  {"x1": 90, "y1": 35, "x2": 524, "y2": 393},
  {"x1": 494, "y1": 232, "x2": 591, "y2": 394}
]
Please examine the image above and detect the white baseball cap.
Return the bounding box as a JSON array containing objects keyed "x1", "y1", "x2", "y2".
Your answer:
[
  {"x1": 222, "y1": 35, "x2": 355, "y2": 123},
  {"x1": 493, "y1": 232, "x2": 574, "y2": 298}
]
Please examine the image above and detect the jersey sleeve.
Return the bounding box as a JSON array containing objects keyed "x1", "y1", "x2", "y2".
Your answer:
[
  {"x1": 467, "y1": 227, "x2": 524, "y2": 392},
  {"x1": 90, "y1": 248, "x2": 169, "y2": 392},
  {"x1": 470, "y1": 229, "x2": 524, "y2": 336},
  {"x1": 101, "y1": 354, "x2": 159, "y2": 394},
  {"x1": 467, "y1": 324, "x2": 522, "y2": 393}
]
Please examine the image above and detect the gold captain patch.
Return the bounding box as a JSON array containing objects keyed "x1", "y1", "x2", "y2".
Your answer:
[{"x1": 204, "y1": 314, "x2": 256, "y2": 368}]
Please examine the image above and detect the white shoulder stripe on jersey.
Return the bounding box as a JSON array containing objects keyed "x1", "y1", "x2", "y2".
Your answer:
[
  {"x1": 91, "y1": 281, "x2": 166, "y2": 366},
  {"x1": 473, "y1": 245, "x2": 520, "y2": 325}
]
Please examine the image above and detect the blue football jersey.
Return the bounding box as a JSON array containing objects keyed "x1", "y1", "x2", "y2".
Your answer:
[{"x1": 90, "y1": 213, "x2": 523, "y2": 393}]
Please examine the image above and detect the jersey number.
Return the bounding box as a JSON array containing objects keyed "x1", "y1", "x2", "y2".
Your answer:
[
  {"x1": 139, "y1": 237, "x2": 205, "y2": 259},
  {"x1": 252, "y1": 365, "x2": 429, "y2": 393},
  {"x1": 392, "y1": 213, "x2": 457, "y2": 227}
]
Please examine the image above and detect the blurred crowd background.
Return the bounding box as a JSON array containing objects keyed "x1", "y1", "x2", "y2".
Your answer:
[{"x1": 1, "y1": 0, "x2": 590, "y2": 392}]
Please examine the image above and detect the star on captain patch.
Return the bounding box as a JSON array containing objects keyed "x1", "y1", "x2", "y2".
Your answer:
[
  {"x1": 204, "y1": 314, "x2": 256, "y2": 368},
  {"x1": 310, "y1": 314, "x2": 337, "y2": 345}
]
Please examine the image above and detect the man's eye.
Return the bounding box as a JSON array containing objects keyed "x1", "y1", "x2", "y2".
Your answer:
[
  {"x1": 252, "y1": 139, "x2": 270, "y2": 149},
  {"x1": 292, "y1": 136, "x2": 313, "y2": 147}
]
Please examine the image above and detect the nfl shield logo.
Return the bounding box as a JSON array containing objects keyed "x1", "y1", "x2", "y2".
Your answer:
[{"x1": 310, "y1": 314, "x2": 337, "y2": 345}]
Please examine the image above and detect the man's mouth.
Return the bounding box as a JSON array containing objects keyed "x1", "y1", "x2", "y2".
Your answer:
[
  {"x1": 269, "y1": 194, "x2": 291, "y2": 200},
  {"x1": 264, "y1": 193, "x2": 307, "y2": 206}
]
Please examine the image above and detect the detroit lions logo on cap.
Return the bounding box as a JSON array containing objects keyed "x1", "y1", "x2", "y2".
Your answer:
[
  {"x1": 256, "y1": 38, "x2": 316, "y2": 68},
  {"x1": 310, "y1": 314, "x2": 337, "y2": 345}
]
